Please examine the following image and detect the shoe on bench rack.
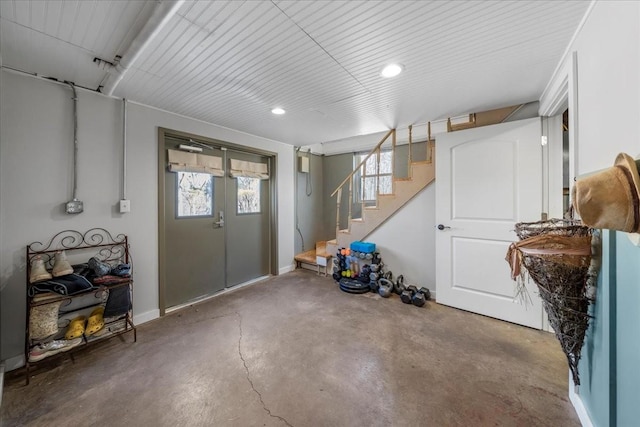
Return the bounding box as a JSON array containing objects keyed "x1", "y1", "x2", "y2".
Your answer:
[
  {"x1": 28, "y1": 338, "x2": 83, "y2": 362},
  {"x1": 52, "y1": 251, "x2": 74, "y2": 277},
  {"x1": 29, "y1": 256, "x2": 52, "y2": 283}
]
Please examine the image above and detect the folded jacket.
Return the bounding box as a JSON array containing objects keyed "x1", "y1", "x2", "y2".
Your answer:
[
  {"x1": 72, "y1": 263, "x2": 96, "y2": 281},
  {"x1": 28, "y1": 273, "x2": 95, "y2": 297}
]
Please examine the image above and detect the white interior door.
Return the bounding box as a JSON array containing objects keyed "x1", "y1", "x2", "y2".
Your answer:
[{"x1": 435, "y1": 118, "x2": 544, "y2": 329}]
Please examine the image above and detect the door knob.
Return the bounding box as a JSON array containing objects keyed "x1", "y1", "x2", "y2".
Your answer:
[{"x1": 437, "y1": 224, "x2": 451, "y2": 230}]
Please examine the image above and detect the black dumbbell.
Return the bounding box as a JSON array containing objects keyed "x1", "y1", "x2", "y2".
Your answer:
[
  {"x1": 332, "y1": 272, "x2": 341, "y2": 282},
  {"x1": 369, "y1": 280, "x2": 380, "y2": 292},
  {"x1": 377, "y1": 278, "x2": 393, "y2": 298},
  {"x1": 371, "y1": 253, "x2": 381, "y2": 264},
  {"x1": 370, "y1": 263, "x2": 383, "y2": 272},
  {"x1": 412, "y1": 287, "x2": 431, "y2": 307},
  {"x1": 358, "y1": 271, "x2": 370, "y2": 283},
  {"x1": 401, "y1": 285, "x2": 418, "y2": 304}
]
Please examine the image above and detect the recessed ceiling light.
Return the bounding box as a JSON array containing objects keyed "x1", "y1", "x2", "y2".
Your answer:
[
  {"x1": 271, "y1": 107, "x2": 286, "y2": 115},
  {"x1": 381, "y1": 63, "x2": 403, "y2": 78}
]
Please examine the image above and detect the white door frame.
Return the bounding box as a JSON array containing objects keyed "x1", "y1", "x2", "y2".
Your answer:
[{"x1": 538, "y1": 2, "x2": 595, "y2": 417}]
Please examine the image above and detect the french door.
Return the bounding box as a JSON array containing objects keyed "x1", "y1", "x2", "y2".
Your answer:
[{"x1": 160, "y1": 132, "x2": 272, "y2": 311}]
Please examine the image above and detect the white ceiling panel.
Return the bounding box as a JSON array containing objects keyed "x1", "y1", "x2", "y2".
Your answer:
[{"x1": 1, "y1": 0, "x2": 591, "y2": 145}]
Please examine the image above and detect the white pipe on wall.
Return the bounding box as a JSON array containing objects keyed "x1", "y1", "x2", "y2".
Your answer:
[
  {"x1": 122, "y1": 98, "x2": 128, "y2": 200},
  {"x1": 101, "y1": 0, "x2": 185, "y2": 96}
]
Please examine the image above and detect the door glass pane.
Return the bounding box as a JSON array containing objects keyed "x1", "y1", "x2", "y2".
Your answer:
[
  {"x1": 177, "y1": 172, "x2": 213, "y2": 217},
  {"x1": 237, "y1": 177, "x2": 261, "y2": 214}
]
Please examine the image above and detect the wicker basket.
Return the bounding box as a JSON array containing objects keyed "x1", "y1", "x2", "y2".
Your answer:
[{"x1": 508, "y1": 219, "x2": 595, "y2": 386}]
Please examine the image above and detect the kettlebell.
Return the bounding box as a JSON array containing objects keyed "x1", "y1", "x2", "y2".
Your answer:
[
  {"x1": 377, "y1": 278, "x2": 393, "y2": 298},
  {"x1": 394, "y1": 274, "x2": 404, "y2": 295}
]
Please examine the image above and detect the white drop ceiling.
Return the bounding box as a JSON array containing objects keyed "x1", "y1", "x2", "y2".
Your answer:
[{"x1": 0, "y1": 0, "x2": 590, "y2": 145}]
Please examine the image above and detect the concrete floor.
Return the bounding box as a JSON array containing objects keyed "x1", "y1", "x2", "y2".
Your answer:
[{"x1": 2, "y1": 270, "x2": 580, "y2": 426}]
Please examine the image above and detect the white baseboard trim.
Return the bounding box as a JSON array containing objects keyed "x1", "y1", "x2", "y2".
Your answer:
[
  {"x1": 3, "y1": 354, "x2": 25, "y2": 372},
  {"x1": 569, "y1": 378, "x2": 594, "y2": 427},
  {"x1": 133, "y1": 309, "x2": 160, "y2": 325},
  {"x1": 279, "y1": 264, "x2": 296, "y2": 275}
]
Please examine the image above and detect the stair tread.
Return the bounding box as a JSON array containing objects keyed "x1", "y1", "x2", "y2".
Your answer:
[
  {"x1": 411, "y1": 160, "x2": 433, "y2": 165},
  {"x1": 293, "y1": 250, "x2": 318, "y2": 264}
]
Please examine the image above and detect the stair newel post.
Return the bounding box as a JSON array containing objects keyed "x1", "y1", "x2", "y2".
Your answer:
[
  {"x1": 336, "y1": 187, "x2": 342, "y2": 236},
  {"x1": 375, "y1": 147, "x2": 381, "y2": 205},
  {"x1": 391, "y1": 129, "x2": 396, "y2": 194},
  {"x1": 427, "y1": 122, "x2": 432, "y2": 163},
  {"x1": 359, "y1": 160, "x2": 365, "y2": 219},
  {"x1": 408, "y1": 125, "x2": 413, "y2": 178},
  {"x1": 348, "y1": 176, "x2": 353, "y2": 231}
]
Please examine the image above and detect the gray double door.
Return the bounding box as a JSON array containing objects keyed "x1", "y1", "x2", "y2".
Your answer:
[{"x1": 163, "y1": 137, "x2": 271, "y2": 309}]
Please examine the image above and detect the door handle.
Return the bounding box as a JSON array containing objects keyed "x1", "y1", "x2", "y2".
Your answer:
[
  {"x1": 437, "y1": 224, "x2": 451, "y2": 231},
  {"x1": 214, "y1": 211, "x2": 224, "y2": 228}
]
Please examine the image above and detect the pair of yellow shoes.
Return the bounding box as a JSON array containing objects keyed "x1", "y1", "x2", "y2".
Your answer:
[{"x1": 65, "y1": 307, "x2": 105, "y2": 340}]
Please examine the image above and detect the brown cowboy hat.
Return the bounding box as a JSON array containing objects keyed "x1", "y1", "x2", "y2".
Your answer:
[{"x1": 573, "y1": 153, "x2": 640, "y2": 233}]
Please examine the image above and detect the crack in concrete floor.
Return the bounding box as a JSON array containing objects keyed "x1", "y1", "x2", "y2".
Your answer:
[{"x1": 236, "y1": 312, "x2": 293, "y2": 427}]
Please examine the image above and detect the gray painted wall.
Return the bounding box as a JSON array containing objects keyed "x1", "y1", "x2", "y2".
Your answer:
[
  {"x1": 322, "y1": 153, "x2": 352, "y2": 240},
  {"x1": 295, "y1": 152, "x2": 324, "y2": 253},
  {"x1": 0, "y1": 70, "x2": 296, "y2": 368}
]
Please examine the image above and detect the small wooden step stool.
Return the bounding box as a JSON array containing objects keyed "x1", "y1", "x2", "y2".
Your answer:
[{"x1": 294, "y1": 241, "x2": 332, "y2": 276}]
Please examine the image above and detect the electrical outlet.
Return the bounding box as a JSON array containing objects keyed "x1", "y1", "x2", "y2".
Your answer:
[{"x1": 119, "y1": 199, "x2": 131, "y2": 213}]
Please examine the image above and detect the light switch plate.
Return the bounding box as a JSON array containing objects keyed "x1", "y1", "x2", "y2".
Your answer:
[{"x1": 119, "y1": 199, "x2": 131, "y2": 213}]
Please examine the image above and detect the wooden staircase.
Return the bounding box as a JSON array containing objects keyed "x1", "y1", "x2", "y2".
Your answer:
[{"x1": 327, "y1": 128, "x2": 435, "y2": 255}]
